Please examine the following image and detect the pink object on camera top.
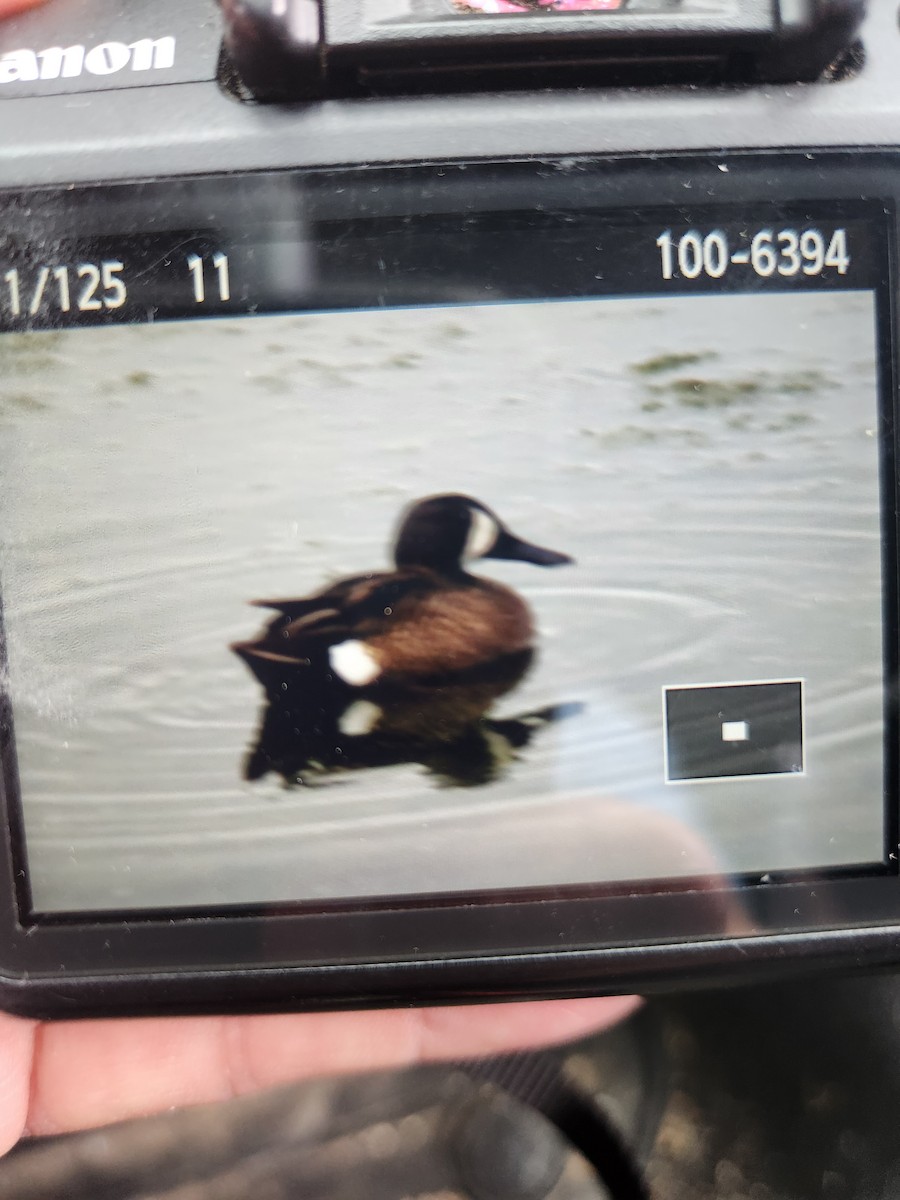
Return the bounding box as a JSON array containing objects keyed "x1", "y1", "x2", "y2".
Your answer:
[{"x1": 453, "y1": 0, "x2": 623, "y2": 12}]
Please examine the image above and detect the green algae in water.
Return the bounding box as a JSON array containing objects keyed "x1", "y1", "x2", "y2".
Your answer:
[
  {"x1": 385, "y1": 352, "x2": 423, "y2": 370},
  {"x1": 777, "y1": 369, "x2": 834, "y2": 394},
  {"x1": 0, "y1": 331, "x2": 63, "y2": 376},
  {"x1": 670, "y1": 377, "x2": 762, "y2": 408},
  {"x1": 767, "y1": 412, "x2": 815, "y2": 432},
  {"x1": 250, "y1": 372, "x2": 293, "y2": 395},
  {"x1": 630, "y1": 351, "x2": 718, "y2": 376},
  {"x1": 635, "y1": 365, "x2": 832, "y2": 417},
  {"x1": 126, "y1": 370, "x2": 154, "y2": 387},
  {"x1": 7, "y1": 392, "x2": 49, "y2": 412},
  {"x1": 600, "y1": 424, "x2": 659, "y2": 448}
]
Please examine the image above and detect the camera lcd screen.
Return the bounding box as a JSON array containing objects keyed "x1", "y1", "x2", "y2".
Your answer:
[{"x1": 0, "y1": 173, "x2": 893, "y2": 928}]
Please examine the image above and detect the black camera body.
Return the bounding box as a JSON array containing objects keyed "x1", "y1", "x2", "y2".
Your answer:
[{"x1": 0, "y1": 0, "x2": 898, "y2": 1019}]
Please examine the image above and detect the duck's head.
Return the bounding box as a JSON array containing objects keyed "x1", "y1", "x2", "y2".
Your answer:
[{"x1": 393, "y1": 494, "x2": 573, "y2": 572}]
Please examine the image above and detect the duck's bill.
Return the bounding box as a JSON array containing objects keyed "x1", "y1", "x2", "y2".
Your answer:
[{"x1": 487, "y1": 529, "x2": 574, "y2": 567}]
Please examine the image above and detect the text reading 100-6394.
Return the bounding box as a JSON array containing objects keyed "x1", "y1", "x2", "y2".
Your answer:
[{"x1": 656, "y1": 228, "x2": 851, "y2": 282}]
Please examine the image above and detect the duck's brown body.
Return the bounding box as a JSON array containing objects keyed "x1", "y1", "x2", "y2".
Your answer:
[
  {"x1": 237, "y1": 568, "x2": 532, "y2": 680},
  {"x1": 232, "y1": 494, "x2": 571, "y2": 781}
]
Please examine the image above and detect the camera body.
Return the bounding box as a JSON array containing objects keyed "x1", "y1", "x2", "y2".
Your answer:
[{"x1": 0, "y1": 0, "x2": 898, "y2": 1018}]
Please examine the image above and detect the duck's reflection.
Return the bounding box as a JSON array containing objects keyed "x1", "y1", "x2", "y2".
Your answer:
[
  {"x1": 240, "y1": 693, "x2": 583, "y2": 786},
  {"x1": 232, "y1": 494, "x2": 576, "y2": 786}
]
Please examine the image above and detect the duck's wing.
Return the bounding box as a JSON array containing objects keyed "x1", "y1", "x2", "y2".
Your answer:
[
  {"x1": 249, "y1": 573, "x2": 377, "y2": 619},
  {"x1": 252, "y1": 571, "x2": 440, "y2": 633}
]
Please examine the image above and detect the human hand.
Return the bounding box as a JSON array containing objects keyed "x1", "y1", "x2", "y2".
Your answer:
[
  {"x1": 0, "y1": 805, "x2": 748, "y2": 1154},
  {"x1": 0, "y1": 996, "x2": 639, "y2": 1152},
  {"x1": 0, "y1": 0, "x2": 46, "y2": 15}
]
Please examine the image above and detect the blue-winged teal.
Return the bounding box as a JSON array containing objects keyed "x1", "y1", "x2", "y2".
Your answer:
[{"x1": 232, "y1": 494, "x2": 572, "y2": 777}]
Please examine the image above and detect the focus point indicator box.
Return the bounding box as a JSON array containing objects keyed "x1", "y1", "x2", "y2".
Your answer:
[{"x1": 664, "y1": 680, "x2": 804, "y2": 783}]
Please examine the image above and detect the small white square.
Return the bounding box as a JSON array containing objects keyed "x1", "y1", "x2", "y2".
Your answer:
[{"x1": 721, "y1": 720, "x2": 749, "y2": 743}]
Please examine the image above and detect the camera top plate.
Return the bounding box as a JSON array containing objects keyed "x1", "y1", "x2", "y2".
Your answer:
[{"x1": 0, "y1": 1, "x2": 893, "y2": 189}]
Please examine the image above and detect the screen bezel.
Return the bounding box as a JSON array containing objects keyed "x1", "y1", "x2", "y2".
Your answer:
[{"x1": 0, "y1": 149, "x2": 897, "y2": 1016}]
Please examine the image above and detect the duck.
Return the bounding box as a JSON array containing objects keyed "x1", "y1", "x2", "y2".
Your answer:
[{"x1": 231, "y1": 494, "x2": 573, "y2": 779}]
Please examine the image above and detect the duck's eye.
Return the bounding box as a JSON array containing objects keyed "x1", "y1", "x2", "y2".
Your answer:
[{"x1": 464, "y1": 508, "x2": 498, "y2": 559}]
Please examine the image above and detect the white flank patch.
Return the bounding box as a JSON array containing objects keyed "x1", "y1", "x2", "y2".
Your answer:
[
  {"x1": 464, "y1": 507, "x2": 498, "y2": 560},
  {"x1": 338, "y1": 700, "x2": 383, "y2": 737},
  {"x1": 329, "y1": 640, "x2": 381, "y2": 686}
]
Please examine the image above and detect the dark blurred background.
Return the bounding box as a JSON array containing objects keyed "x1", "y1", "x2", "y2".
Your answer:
[{"x1": 4, "y1": 975, "x2": 900, "y2": 1200}]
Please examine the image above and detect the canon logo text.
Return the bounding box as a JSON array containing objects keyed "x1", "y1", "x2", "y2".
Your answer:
[{"x1": 0, "y1": 37, "x2": 176, "y2": 84}]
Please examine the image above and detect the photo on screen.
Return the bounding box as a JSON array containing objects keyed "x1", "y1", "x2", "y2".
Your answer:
[{"x1": 0, "y1": 287, "x2": 885, "y2": 913}]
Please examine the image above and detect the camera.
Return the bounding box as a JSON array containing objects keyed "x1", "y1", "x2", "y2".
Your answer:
[{"x1": 0, "y1": 0, "x2": 897, "y2": 1019}]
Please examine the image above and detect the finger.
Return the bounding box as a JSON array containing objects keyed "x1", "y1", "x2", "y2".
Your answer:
[
  {"x1": 25, "y1": 995, "x2": 639, "y2": 1141},
  {"x1": 0, "y1": 1014, "x2": 36, "y2": 1156},
  {"x1": 0, "y1": 0, "x2": 49, "y2": 16}
]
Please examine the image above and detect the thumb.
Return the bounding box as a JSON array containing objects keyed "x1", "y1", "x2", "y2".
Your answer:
[{"x1": 0, "y1": 0, "x2": 50, "y2": 17}]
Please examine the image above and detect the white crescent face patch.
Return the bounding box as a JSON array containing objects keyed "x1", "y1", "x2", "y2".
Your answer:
[
  {"x1": 464, "y1": 507, "x2": 498, "y2": 560},
  {"x1": 329, "y1": 640, "x2": 382, "y2": 686}
]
